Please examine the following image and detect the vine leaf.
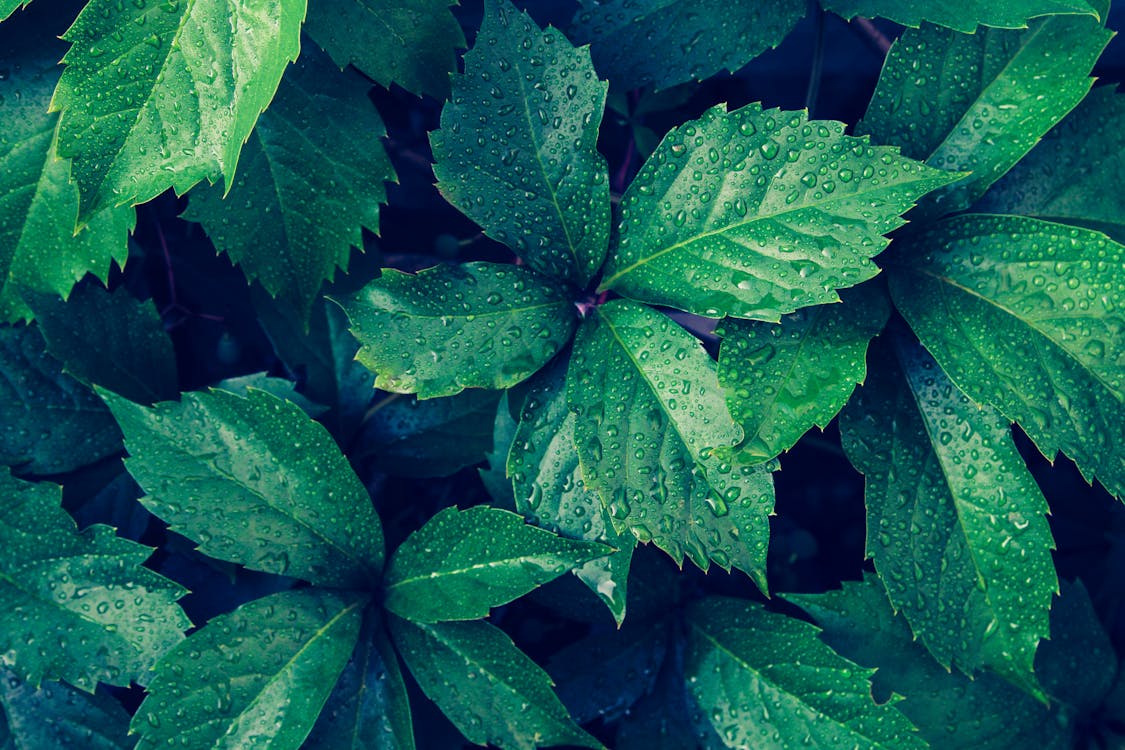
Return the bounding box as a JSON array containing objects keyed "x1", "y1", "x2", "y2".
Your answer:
[
  {"x1": 51, "y1": 0, "x2": 305, "y2": 219},
  {"x1": 0, "y1": 669, "x2": 134, "y2": 749},
  {"x1": 839, "y1": 332, "x2": 1057, "y2": 697},
  {"x1": 599, "y1": 103, "x2": 958, "y2": 320},
  {"x1": 821, "y1": 0, "x2": 1098, "y2": 32},
  {"x1": 888, "y1": 214, "x2": 1125, "y2": 500},
  {"x1": 431, "y1": 0, "x2": 610, "y2": 286}
]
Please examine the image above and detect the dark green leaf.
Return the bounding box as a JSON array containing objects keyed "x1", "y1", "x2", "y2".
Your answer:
[
  {"x1": 1034, "y1": 580, "x2": 1116, "y2": 714},
  {"x1": 215, "y1": 372, "x2": 329, "y2": 418},
  {"x1": 478, "y1": 391, "x2": 520, "y2": 507},
  {"x1": 821, "y1": 0, "x2": 1097, "y2": 31},
  {"x1": 383, "y1": 505, "x2": 611, "y2": 622},
  {"x1": 431, "y1": 0, "x2": 610, "y2": 285},
  {"x1": 600, "y1": 103, "x2": 958, "y2": 319},
  {"x1": 103, "y1": 388, "x2": 384, "y2": 587},
  {"x1": 0, "y1": 670, "x2": 134, "y2": 750}
]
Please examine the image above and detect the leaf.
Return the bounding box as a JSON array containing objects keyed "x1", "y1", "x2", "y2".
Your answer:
[
  {"x1": 839, "y1": 332, "x2": 1057, "y2": 696},
  {"x1": 133, "y1": 589, "x2": 365, "y2": 750},
  {"x1": 339, "y1": 262, "x2": 577, "y2": 399},
  {"x1": 567, "y1": 300, "x2": 775, "y2": 586},
  {"x1": 103, "y1": 387, "x2": 384, "y2": 587},
  {"x1": 183, "y1": 45, "x2": 395, "y2": 322},
  {"x1": 0, "y1": 323, "x2": 121, "y2": 475},
  {"x1": 51, "y1": 0, "x2": 305, "y2": 219},
  {"x1": 0, "y1": 669, "x2": 134, "y2": 749},
  {"x1": 431, "y1": 0, "x2": 610, "y2": 286},
  {"x1": 1035, "y1": 580, "x2": 1116, "y2": 714},
  {"x1": 304, "y1": 0, "x2": 464, "y2": 99},
  {"x1": 478, "y1": 391, "x2": 520, "y2": 507},
  {"x1": 0, "y1": 0, "x2": 29, "y2": 22},
  {"x1": 388, "y1": 616, "x2": 601, "y2": 750},
  {"x1": 820, "y1": 0, "x2": 1098, "y2": 31},
  {"x1": 568, "y1": 0, "x2": 805, "y2": 91},
  {"x1": 383, "y1": 505, "x2": 611, "y2": 622},
  {"x1": 599, "y1": 103, "x2": 958, "y2": 319},
  {"x1": 215, "y1": 372, "x2": 328, "y2": 418},
  {"x1": 857, "y1": 17, "x2": 1110, "y2": 217},
  {"x1": 685, "y1": 597, "x2": 926, "y2": 749},
  {"x1": 0, "y1": 470, "x2": 187, "y2": 690},
  {"x1": 23, "y1": 282, "x2": 177, "y2": 405},
  {"x1": 716, "y1": 284, "x2": 889, "y2": 463},
  {"x1": 887, "y1": 214, "x2": 1125, "y2": 499}
]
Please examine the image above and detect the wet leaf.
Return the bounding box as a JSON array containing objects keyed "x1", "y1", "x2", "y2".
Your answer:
[
  {"x1": 0, "y1": 669, "x2": 134, "y2": 749},
  {"x1": 215, "y1": 372, "x2": 328, "y2": 418},
  {"x1": 821, "y1": 0, "x2": 1098, "y2": 32},
  {"x1": 479, "y1": 391, "x2": 520, "y2": 507}
]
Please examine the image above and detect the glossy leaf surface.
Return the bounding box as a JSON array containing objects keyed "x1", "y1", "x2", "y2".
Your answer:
[
  {"x1": 821, "y1": 0, "x2": 1097, "y2": 31},
  {"x1": 0, "y1": 670, "x2": 134, "y2": 750}
]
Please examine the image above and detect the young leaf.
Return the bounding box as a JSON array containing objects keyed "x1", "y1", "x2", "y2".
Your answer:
[
  {"x1": 0, "y1": 470, "x2": 187, "y2": 690},
  {"x1": 183, "y1": 45, "x2": 395, "y2": 322},
  {"x1": 103, "y1": 388, "x2": 385, "y2": 587},
  {"x1": 888, "y1": 214, "x2": 1125, "y2": 499},
  {"x1": 388, "y1": 616, "x2": 601, "y2": 750},
  {"x1": 567, "y1": 0, "x2": 804, "y2": 92},
  {"x1": 717, "y1": 284, "x2": 889, "y2": 463},
  {"x1": 0, "y1": 670, "x2": 133, "y2": 749},
  {"x1": 858, "y1": 17, "x2": 1110, "y2": 216},
  {"x1": 431, "y1": 0, "x2": 610, "y2": 286},
  {"x1": 339, "y1": 262, "x2": 577, "y2": 399},
  {"x1": 133, "y1": 589, "x2": 366, "y2": 750},
  {"x1": 599, "y1": 103, "x2": 958, "y2": 320},
  {"x1": 568, "y1": 300, "x2": 775, "y2": 587},
  {"x1": 821, "y1": 0, "x2": 1097, "y2": 32},
  {"x1": 383, "y1": 505, "x2": 612, "y2": 622},
  {"x1": 51, "y1": 0, "x2": 305, "y2": 218},
  {"x1": 304, "y1": 0, "x2": 464, "y2": 99},
  {"x1": 839, "y1": 333, "x2": 1057, "y2": 696},
  {"x1": 685, "y1": 597, "x2": 926, "y2": 749}
]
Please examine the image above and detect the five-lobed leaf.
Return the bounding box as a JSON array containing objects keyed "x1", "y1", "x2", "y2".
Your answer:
[
  {"x1": 0, "y1": 669, "x2": 134, "y2": 749},
  {"x1": 821, "y1": 0, "x2": 1098, "y2": 32}
]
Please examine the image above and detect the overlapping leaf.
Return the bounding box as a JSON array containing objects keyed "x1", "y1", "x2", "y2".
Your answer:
[
  {"x1": 821, "y1": 0, "x2": 1098, "y2": 32},
  {"x1": 0, "y1": 670, "x2": 134, "y2": 749},
  {"x1": 600, "y1": 103, "x2": 958, "y2": 319}
]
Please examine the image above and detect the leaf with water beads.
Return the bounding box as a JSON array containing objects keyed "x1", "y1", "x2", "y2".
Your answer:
[
  {"x1": 0, "y1": 669, "x2": 134, "y2": 749},
  {"x1": 821, "y1": 0, "x2": 1098, "y2": 32},
  {"x1": 599, "y1": 103, "x2": 958, "y2": 320}
]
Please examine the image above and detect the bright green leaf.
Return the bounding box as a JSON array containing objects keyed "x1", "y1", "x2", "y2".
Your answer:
[
  {"x1": 383, "y1": 505, "x2": 612, "y2": 622},
  {"x1": 339, "y1": 262, "x2": 577, "y2": 399},
  {"x1": 133, "y1": 589, "x2": 365, "y2": 750},
  {"x1": 0, "y1": 0, "x2": 29, "y2": 22},
  {"x1": 888, "y1": 214, "x2": 1125, "y2": 499},
  {"x1": 821, "y1": 0, "x2": 1097, "y2": 32},
  {"x1": 839, "y1": 333, "x2": 1057, "y2": 696},
  {"x1": 431, "y1": 0, "x2": 610, "y2": 286},
  {"x1": 0, "y1": 669, "x2": 133, "y2": 749},
  {"x1": 0, "y1": 470, "x2": 187, "y2": 690},
  {"x1": 599, "y1": 103, "x2": 958, "y2": 319},
  {"x1": 685, "y1": 597, "x2": 926, "y2": 749},
  {"x1": 103, "y1": 388, "x2": 384, "y2": 587}
]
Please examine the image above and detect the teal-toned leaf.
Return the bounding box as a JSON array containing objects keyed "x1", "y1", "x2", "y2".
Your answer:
[
  {"x1": 183, "y1": 45, "x2": 395, "y2": 322},
  {"x1": 821, "y1": 0, "x2": 1097, "y2": 31},
  {"x1": 339, "y1": 262, "x2": 576, "y2": 399},
  {"x1": 0, "y1": 17, "x2": 133, "y2": 322},
  {"x1": 0, "y1": 470, "x2": 187, "y2": 690},
  {"x1": 51, "y1": 0, "x2": 305, "y2": 218},
  {"x1": 615, "y1": 645, "x2": 724, "y2": 750},
  {"x1": 1035, "y1": 580, "x2": 1116, "y2": 715},
  {"x1": 479, "y1": 391, "x2": 520, "y2": 506},
  {"x1": 0, "y1": 323, "x2": 121, "y2": 475},
  {"x1": 858, "y1": 18, "x2": 1110, "y2": 217},
  {"x1": 23, "y1": 282, "x2": 177, "y2": 404},
  {"x1": 383, "y1": 505, "x2": 611, "y2": 622},
  {"x1": 0, "y1": 670, "x2": 134, "y2": 749},
  {"x1": 568, "y1": 0, "x2": 804, "y2": 91},
  {"x1": 388, "y1": 616, "x2": 601, "y2": 750},
  {"x1": 717, "y1": 285, "x2": 889, "y2": 463},
  {"x1": 133, "y1": 589, "x2": 365, "y2": 750},
  {"x1": 568, "y1": 300, "x2": 775, "y2": 586},
  {"x1": 103, "y1": 388, "x2": 384, "y2": 587},
  {"x1": 839, "y1": 333, "x2": 1057, "y2": 696},
  {"x1": 685, "y1": 597, "x2": 926, "y2": 749},
  {"x1": 599, "y1": 103, "x2": 958, "y2": 319},
  {"x1": 215, "y1": 372, "x2": 328, "y2": 418},
  {"x1": 888, "y1": 214, "x2": 1125, "y2": 499},
  {"x1": 431, "y1": 0, "x2": 610, "y2": 286},
  {"x1": 304, "y1": 0, "x2": 464, "y2": 99}
]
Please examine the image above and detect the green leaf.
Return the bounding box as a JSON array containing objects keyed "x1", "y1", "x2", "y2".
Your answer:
[
  {"x1": 0, "y1": 670, "x2": 134, "y2": 749},
  {"x1": 599, "y1": 103, "x2": 958, "y2": 319},
  {"x1": 839, "y1": 332, "x2": 1057, "y2": 696},
  {"x1": 388, "y1": 616, "x2": 601, "y2": 750},
  {"x1": 431, "y1": 0, "x2": 610, "y2": 286},
  {"x1": 0, "y1": 0, "x2": 30, "y2": 22},
  {"x1": 0, "y1": 323, "x2": 121, "y2": 475},
  {"x1": 887, "y1": 214, "x2": 1125, "y2": 499},
  {"x1": 717, "y1": 285, "x2": 889, "y2": 463},
  {"x1": 568, "y1": 0, "x2": 804, "y2": 91},
  {"x1": 133, "y1": 589, "x2": 365, "y2": 750},
  {"x1": 1035, "y1": 580, "x2": 1116, "y2": 714},
  {"x1": 103, "y1": 388, "x2": 384, "y2": 587},
  {"x1": 183, "y1": 45, "x2": 395, "y2": 322},
  {"x1": 821, "y1": 0, "x2": 1098, "y2": 31},
  {"x1": 479, "y1": 391, "x2": 520, "y2": 507},
  {"x1": 615, "y1": 646, "x2": 725, "y2": 750},
  {"x1": 383, "y1": 505, "x2": 611, "y2": 622},
  {"x1": 685, "y1": 597, "x2": 926, "y2": 749},
  {"x1": 857, "y1": 17, "x2": 1110, "y2": 217},
  {"x1": 339, "y1": 262, "x2": 577, "y2": 399},
  {"x1": 304, "y1": 0, "x2": 464, "y2": 99},
  {"x1": 0, "y1": 470, "x2": 187, "y2": 690},
  {"x1": 23, "y1": 282, "x2": 177, "y2": 405},
  {"x1": 51, "y1": 0, "x2": 305, "y2": 219},
  {"x1": 567, "y1": 300, "x2": 775, "y2": 586},
  {"x1": 215, "y1": 372, "x2": 328, "y2": 418}
]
